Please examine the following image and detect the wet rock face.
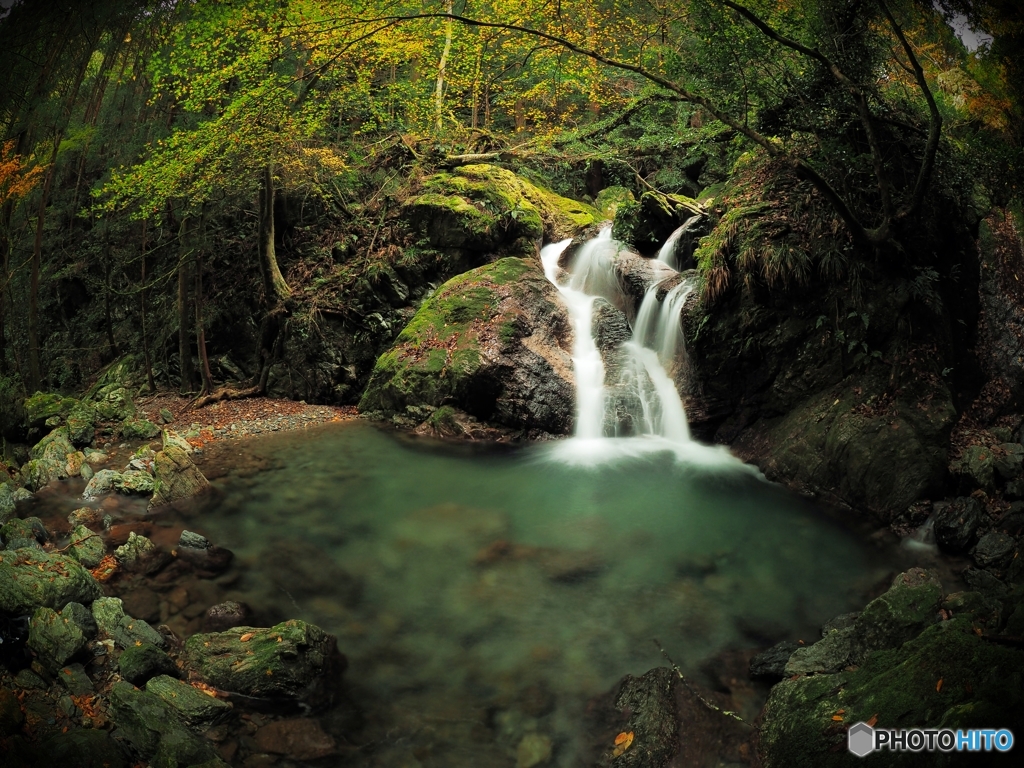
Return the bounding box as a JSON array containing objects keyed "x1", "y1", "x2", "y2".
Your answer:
[
  {"x1": 182, "y1": 620, "x2": 346, "y2": 710},
  {"x1": 359, "y1": 257, "x2": 575, "y2": 436}
]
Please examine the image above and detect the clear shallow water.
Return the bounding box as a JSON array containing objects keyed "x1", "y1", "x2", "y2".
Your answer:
[{"x1": 175, "y1": 421, "x2": 885, "y2": 766}]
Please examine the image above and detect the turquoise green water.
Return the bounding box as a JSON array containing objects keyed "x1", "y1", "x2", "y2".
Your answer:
[{"x1": 175, "y1": 421, "x2": 885, "y2": 766}]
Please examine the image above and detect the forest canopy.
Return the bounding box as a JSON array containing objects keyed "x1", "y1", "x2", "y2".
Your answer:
[{"x1": 0, "y1": 0, "x2": 1020, "y2": 399}]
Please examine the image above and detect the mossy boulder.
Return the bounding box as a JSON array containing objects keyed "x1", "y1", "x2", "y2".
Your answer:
[
  {"x1": 0, "y1": 481, "x2": 32, "y2": 525},
  {"x1": 26, "y1": 605, "x2": 89, "y2": 672},
  {"x1": 21, "y1": 427, "x2": 77, "y2": 491},
  {"x1": 89, "y1": 383, "x2": 136, "y2": 422},
  {"x1": 760, "y1": 618, "x2": 1024, "y2": 767},
  {"x1": 146, "y1": 674, "x2": 231, "y2": 728},
  {"x1": 0, "y1": 548, "x2": 101, "y2": 614},
  {"x1": 108, "y1": 681, "x2": 219, "y2": 767},
  {"x1": 611, "y1": 190, "x2": 703, "y2": 254},
  {"x1": 118, "y1": 642, "x2": 179, "y2": 685},
  {"x1": 182, "y1": 620, "x2": 345, "y2": 709},
  {"x1": 359, "y1": 257, "x2": 575, "y2": 434},
  {"x1": 732, "y1": 371, "x2": 956, "y2": 519},
  {"x1": 22, "y1": 392, "x2": 78, "y2": 430},
  {"x1": 65, "y1": 402, "x2": 96, "y2": 447},
  {"x1": 149, "y1": 445, "x2": 209, "y2": 507},
  {"x1": 121, "y1": 417, "x2": 160, "y2": 440},
  {"x1": 66, "y1": 524, "x2": 105, "y2": 568},
  {"x1": 404, "y1": 164, "x2": 597, "y2": 256}
]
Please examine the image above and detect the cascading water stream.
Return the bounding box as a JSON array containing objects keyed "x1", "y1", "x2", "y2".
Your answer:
[{"x1": 541, "y1": 227, "x2": 713, "y2": 458}]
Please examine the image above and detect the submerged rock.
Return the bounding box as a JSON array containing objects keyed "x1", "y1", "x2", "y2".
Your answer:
[
  {"x1": 253, "y1": 718, "x2": 336, "y2": 761},
  {"x1": 182, "y1": 620, "x2": 345, "y2": 709},
  {"x1": 360, "y1": 257, "x2": 575, "y2": 435}
]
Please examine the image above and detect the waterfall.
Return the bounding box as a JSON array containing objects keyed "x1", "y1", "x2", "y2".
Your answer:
[{"x1": 540, "y1": 228, "x2": 697, "y2": 448}]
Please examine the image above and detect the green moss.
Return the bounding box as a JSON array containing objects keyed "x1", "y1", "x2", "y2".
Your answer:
[
  {"x1": 23, "y1": 392, "x2": 77, "y2": 429},
  {"x1": 760, "y1": 619, "x2": 1024, "y2": 767},
  {"x1": 359, "y1": 257, "x2": 534, "y2": 420},
  {"x1": 406, "y1": 164, "x2": 594, "y2": 252}
]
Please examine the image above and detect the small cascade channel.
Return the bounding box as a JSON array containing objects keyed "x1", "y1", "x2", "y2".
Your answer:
[{"x1": 540, "y1": 227, "x2": 731, "y2": 465}]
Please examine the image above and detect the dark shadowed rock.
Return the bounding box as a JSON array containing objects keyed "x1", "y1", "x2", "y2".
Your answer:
[
  {"x1": 972, "y1": 531, "x2": 1017, "y2": 569},
  {"x1": 202, "y1": 601, "x2": 253, "y2": 633},
  {"x1": 933, "y1": 496, "x2": 985, "y2": 552},
  {"x1": 749, "y1": 641, "x2": 800, "y2": 681},
  {"x1": 118, "y1": 642, "x2": 179, "y2": 685}
]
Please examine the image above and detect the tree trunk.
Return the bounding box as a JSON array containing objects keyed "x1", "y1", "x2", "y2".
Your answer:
[
  {"x1": 434, "y1": 0, "x2": 454, "y2": 132},
  {"x1": 253, "y1": 165, "x2": 291, "y2": 393},
  {"x1": 140, "y1": 220, "x2": 155, "y2": 393},
  {"x1": 194, "y1": 207, "x2": 214, "y2": 395},
  {"x1": 28, "y1": 136, "x2": 60, "y2": 390},
  {"x1": 177, "y1": 216, "x2": 195, "y2": 394}
]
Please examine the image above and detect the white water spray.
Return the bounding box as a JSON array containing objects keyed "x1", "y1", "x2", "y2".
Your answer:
[{"x1": 541, "y1": 227, "x2": 741, "y2": 467}]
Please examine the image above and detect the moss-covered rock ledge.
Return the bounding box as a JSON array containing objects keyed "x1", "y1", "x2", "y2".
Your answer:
[{"x1": 359, "y1": 257, "x2": 575, "y2": 436}]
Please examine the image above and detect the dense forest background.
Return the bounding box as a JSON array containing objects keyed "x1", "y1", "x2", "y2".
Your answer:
[{"x1": 0, "y1": 0, "x2": 1021, "y2": 416}]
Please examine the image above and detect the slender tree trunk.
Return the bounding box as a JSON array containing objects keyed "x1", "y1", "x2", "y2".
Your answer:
[
  {"x1": 139, "y1": 220, "x2": 155, "y2": 392},
  {"x1": 103, "y1": 249, "x2": 117, "y2": 358},
  {"x1": 254, "y1": 165, "x2": 291, "y2": 393},
  {"x1": 177, "y1": 216, "x2": 195, "y2": 394},
  {"x1": 28, "y1": 136, "x2": 60, "y2": 390},
  {"x1": 434, "y1": 0, "x2": 454, "y2": 133},
  {"x1": 194, "y1": 206, "x2": 214, "y2": 395}
]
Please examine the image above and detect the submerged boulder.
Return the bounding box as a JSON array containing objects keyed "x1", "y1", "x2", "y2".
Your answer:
[{"x1": 359, "y1": 257, "x2": 575, "y2": 435}]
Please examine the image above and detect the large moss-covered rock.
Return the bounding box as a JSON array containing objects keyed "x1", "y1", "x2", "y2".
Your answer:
[
  {"x1": 731, "y1": 370, "x2": 955, "y2": 519},
  {"x1": 760, "y1": 619, "x2": 1024, "y2": 767},
  {"x1": 0, "y1": 481, "x2": 32, "y2": 525},
  {"x1": 146, "y1": 675, "x2": 231, "y2": 728},
  {"x1": 22, "y1": 392, "x2": 78, "y2": 430},
  {"x1": 404, "y1": 164, "x2": 597, "y2": 256},
  {"x1": 66, "y1": 524, "x2": 105, "y2": 568},
  {"x1": 182, "y1": 620, "x2": 344, "y2": 708},
  {"x1": 20, "y1": 427, "x2": 77, "y2": 491},
  {"x1": 26, "y1": 605, "x2": 88, "y2": 672},
  {"x1": 107, "y1": 681, "x2": 219, "y2": 767},
  {"x1": 65, "y1": 402, "x2": 96, "y2": 447},
  {"x1": 611, "y1": 190, "x2": 703, "y2": 254},
  {"x1": 150, "y1": 445, "x2": 209, "y2": 507},
  {"x1": 786, "y1": 568, "x2": 943, "y2": 675},
  {"x1": 121, "y1": 417, "x2": 160, "y2": 440},
  {"x1": 359, "y1": 257, "x2": 575, "y2": 434},
  {"x1": 89, "y1": 383, "x2": 135, "y2": 422},
  {"x1": 0, "y1": 548, "x2": 101, "y2": 614}
]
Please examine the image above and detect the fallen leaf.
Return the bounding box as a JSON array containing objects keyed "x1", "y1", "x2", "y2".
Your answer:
[
  {"x1": 832, "y1": 715, "x2": 843, "y2": 721},
  {"x1": 936, "y1": 678, "x2": 943, "y2": 692},
  {"x1": 867, "y1": 715, "x2": 878, "y2": 727},
  {"x1": 240, "y1": 632, "x2": 254, "y2": 642},
  {"x1": 612, "y1": 731, "x2": 634, "y2": 757}
]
